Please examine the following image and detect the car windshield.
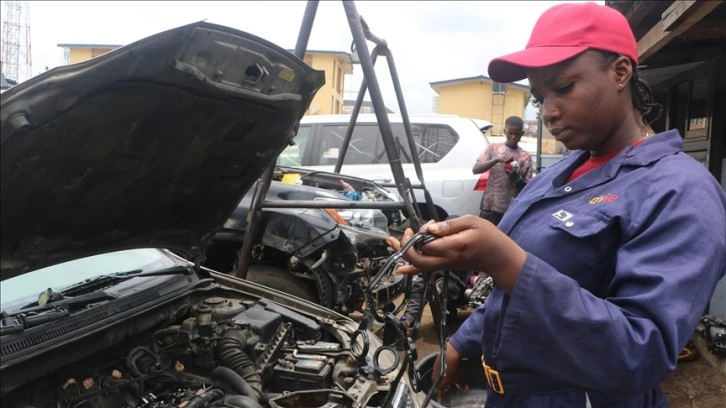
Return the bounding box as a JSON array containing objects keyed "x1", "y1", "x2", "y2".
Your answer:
[{"x1": 0, "y1": 248, "x2": 177, "y2": 313}]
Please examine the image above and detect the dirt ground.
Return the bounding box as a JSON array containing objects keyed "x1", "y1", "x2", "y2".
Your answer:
[{"x1": 371, "y1": 304, "x2": 726, "y2": 407}]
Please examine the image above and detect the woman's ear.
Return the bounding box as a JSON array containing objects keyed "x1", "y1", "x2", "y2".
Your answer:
[{"x1": 613, "y1": 56, "x2": 634, "y2": 88}]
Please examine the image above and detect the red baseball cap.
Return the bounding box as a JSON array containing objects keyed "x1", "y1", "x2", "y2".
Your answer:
[{"x1": 488, "y1": 2, "x2": 638, "y2": 83}]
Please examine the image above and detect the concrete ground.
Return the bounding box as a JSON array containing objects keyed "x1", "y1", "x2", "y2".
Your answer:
[{"x1": 374, "y1": 304, "x2": 726, "y2": 407}]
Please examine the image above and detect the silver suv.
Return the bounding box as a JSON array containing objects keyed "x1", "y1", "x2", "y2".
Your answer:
[{"x1": 278, "y1": 114, "x2": 491, "y2": 220}]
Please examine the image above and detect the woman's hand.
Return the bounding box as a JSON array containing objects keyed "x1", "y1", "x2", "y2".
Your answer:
[
  {"x1": 432, "y1": 342, "x2": 468, "y2": 402},
  {"x1": 385, "y1": 215, "x2": 526, "y2": 294}
]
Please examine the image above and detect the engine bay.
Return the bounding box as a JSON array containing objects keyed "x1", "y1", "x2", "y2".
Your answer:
[{"x1": 1, "y1": 290, "x2": 399, "y2": 408}]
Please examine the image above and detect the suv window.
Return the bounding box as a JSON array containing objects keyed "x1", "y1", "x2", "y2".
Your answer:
[
  {"x1": 404, "y1": 124, "x2": 459, "y2": 164},
  {"x1": 316, "y1": 123, "x2": 459, "y2": 165},
  {"x1": 277, "y1": 125, "x2": 311, "y2": 166}
]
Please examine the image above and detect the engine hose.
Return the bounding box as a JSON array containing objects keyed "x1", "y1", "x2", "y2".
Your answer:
[
  {"x1": 126, "y1": 346, "x2": 160, "y2": 376},
  {"x1": 216, "y1": 330, "x2": 262, "y2": 401},
  {"x1": 183, "y1": 388, "x2": 224, "y2": 408},
  {"x1": 219, "y1": 395, "x2": 264, "y2": 408},
  {"x1": 151, "y1": 328, "x2": 193, "y2": 354},
  {"x1": 161, "y1": 372, "x2": 235, "y2": 396},
  {"x1": 211, "y1": 366, "x2": 258, "y2": 401}
]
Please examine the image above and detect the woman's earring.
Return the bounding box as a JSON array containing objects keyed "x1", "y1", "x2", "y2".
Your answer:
[{"x1": 618, "y1": 83, "x2": 623, "y2": 88}]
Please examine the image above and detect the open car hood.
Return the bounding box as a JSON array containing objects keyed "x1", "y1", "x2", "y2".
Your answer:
[{"x1": 0, "y1": 21, "x2": 324, "y2": 280}]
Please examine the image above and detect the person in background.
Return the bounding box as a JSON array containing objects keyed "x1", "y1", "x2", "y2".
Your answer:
[
  {"x1": 473, "y1": 116, "x2": 533, "y2": 226},
  {"x1": 387, "y1": 2, "x2": 726, "y2": 407}
]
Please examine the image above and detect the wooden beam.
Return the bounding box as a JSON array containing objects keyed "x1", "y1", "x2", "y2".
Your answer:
[
  {"x1": 637, "y1": 1, "x2": 722, "y2": 62},
  {"x1": 625, "y1": 1, "x2": 661, "y2": 29},
  {"x1": 678, "y1": 21, "x2": 726, "y2": 42},
  {"x1": 642, "y1": 45, "x2": 725, "y2": 68},
  {"x1": 661, "y1": 1, "x2": 697, "y2": 31}
]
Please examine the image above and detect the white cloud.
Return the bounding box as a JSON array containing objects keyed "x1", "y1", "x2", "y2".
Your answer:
[{"x1": 23, "y1": 1, "x2": 600, "y2": 119}]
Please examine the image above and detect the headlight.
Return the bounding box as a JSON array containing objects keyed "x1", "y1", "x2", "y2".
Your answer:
[{"x1": 316, "y1": 197, "x2": 389, "y2": 233}]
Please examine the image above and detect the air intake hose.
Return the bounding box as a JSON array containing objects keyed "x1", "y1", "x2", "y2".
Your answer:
[{"x1": 216, "y1": 329, "x2": 262, "y2": 401}]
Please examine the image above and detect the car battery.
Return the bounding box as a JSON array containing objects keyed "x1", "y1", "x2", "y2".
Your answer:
[{"x1": 271, "y1": 356, "x2": 332, "y2": 393}]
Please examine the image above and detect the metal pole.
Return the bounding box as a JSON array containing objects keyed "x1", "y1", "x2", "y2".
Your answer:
[
  {"x1": 342, "y1": 1, "x2": 422, "y2": 229},
  {"x1": 233, "y1": 0, "x2": 319, "y2": 279},
  {"x1": 380, "y1": 46, "x2": 438, "y2": 222},
  {"x1": 334, "y1": 49, "x2": 379, "y2": 175}
]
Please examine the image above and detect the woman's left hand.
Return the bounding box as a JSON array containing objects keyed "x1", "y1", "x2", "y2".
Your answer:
[{"x1": 385, "y1": 215, "x2": 527, "y2": 294}]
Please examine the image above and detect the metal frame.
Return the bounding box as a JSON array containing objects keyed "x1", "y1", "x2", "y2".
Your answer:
[
  {"x1": 235, "y1": 0, "x2": 438, "y2": 278},
  {"x1": 234, "y1": 0, "x2": 448, "y2": 350}
]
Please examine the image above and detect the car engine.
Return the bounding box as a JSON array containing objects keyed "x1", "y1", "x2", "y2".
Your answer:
[{"x1": 1, "y1": 291, "x2": 390, "y2": 408}]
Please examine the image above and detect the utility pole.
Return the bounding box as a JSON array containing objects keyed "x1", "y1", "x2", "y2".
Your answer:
[{"x1": 1, "y1": 1, "x2": 32, "y2": 83}]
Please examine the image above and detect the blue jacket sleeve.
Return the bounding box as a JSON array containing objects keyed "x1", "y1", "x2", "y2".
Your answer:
[
  {"x1": 449, "y1": 303, "x2": 485, "y2": 358},
  {"x1": 497, "y1": 171, "x2": 726, "y2": 393}
]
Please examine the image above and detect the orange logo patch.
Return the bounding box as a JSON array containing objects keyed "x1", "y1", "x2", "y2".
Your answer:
[{"x1": 588, "y1": 194, "x2": 619, "y2": 204}]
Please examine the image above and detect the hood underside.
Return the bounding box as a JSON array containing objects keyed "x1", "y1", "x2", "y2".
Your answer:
[{"x1": 0, "y1": 21, "x2": 324, "y2": 280}]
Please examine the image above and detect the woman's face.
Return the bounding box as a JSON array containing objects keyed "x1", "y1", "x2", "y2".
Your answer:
[{"x1": 527, "y1": 51, "x2": 630, "y2": 154}]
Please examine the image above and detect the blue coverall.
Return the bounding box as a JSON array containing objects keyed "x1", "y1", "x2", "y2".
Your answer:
[{"x1": 450, "y1": 130, "x2": 726, "y2": 407}]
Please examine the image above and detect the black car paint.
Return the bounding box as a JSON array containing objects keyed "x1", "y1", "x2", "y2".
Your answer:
[{"x1": 0, "y1": 21, "x2": 324, "y2": 280}]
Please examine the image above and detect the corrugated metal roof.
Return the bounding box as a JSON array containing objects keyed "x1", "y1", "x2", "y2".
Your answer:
[{"x1": 429, "y1": 75, "x2": 530, "y2": 91}]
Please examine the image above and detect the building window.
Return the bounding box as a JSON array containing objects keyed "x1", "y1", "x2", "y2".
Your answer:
[
  {"x1": 492, "y1": 82, "x2": 507, "y2": 94},
  {"x1": 336, "y1": 66, "x2": 343, "y2": 94}
]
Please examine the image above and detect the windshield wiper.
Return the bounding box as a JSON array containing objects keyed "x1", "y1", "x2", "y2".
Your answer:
[
  {"x1": 11, "y1": 266, "x2": 192, "y2": 313},
  {"x1": 1, "y1": 266, "x2": 193, "y2": 335},
  {"x1": 59, "y1": 265, "x2": 193, "y2": 297}
]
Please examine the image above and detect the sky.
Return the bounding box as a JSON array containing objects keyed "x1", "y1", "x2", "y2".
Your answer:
[{"x1": 15, "y1": 0, "x2": 599, "y2": 120}]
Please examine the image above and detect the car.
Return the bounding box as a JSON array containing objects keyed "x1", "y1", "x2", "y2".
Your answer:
[
  {"x1": 276, "y1": 113, "x2": 491, "y2": 220},
  {"x1": 204, "y1": 165, "x2": 409, "y2": 315},
  {"x1": 0, "y1": 21, "x2": 425, "y2": 408}
]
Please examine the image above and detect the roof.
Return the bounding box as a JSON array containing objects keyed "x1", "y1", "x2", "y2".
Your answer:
[
  {"x1": 429, "y1": 75, "x2": 530, "y2": 92},
  {"x1": 342, "y1": 99, "x2": 394, "y2": 113},
  {"x1": 57, "y1": 43, "x2": 123, "y2": 49},
  {"x1": 299, "y1": 50, "x2": 352, "y2": 58},
  {"x1": 288, "y1": 49, "x2": 353, "y2": 74},
  {"x1": 607, "y1": 1, "x2": 726, "y2": 68}
]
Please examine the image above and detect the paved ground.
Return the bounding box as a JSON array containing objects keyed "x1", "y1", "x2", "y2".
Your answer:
[{"x1": 374, "y1": 304, "x2": 726, "y2": 407}]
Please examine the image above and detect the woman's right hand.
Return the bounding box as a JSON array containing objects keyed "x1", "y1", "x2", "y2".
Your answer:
[
  {"x1": 432, "y1": 342, "x2": 469, "y2": 402},
  {"x1": 385, "y1": 215, "x2": 527, "y2": 294}
]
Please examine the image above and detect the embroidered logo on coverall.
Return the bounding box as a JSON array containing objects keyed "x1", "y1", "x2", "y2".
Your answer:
[{"x1": 588, "y1": 194, "x2": 619, "y2": 205}]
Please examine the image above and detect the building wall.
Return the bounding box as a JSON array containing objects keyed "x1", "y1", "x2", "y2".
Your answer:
[
  {"x1": 437, "y1": 81, "x2": 490, "y2": 121},
  {"x1": 68, "y1": 47, "x2": 115, "y2": 64},
  {"x1": 304, "y1": 53, "x2": 350, "y2": 116},
  {"x1": 68, "y1": 48, "x2": 92, "y2": 64},
  {"x1": 435, "y1": 80, "x2": 530, "y2": 135}
]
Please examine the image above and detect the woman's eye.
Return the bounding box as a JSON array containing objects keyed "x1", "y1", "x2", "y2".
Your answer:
[{"x1": 555, "y1": 83, "x2": 574, "y2": 94}]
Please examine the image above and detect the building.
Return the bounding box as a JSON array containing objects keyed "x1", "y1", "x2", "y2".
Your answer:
[
  {"x1": 606, "y1": 1, "x2": 724, "y2": 181},
  {"x1": 57, "y1": 44, "x2": 121, "y2": 65},
  {"x1": 607, "y1": 0, "x2": 726, "y2": 319},
  {"x1": 299, "y1": 50, "x2": 353, "y2": 116},
  {"x1": 429, "y1": 75, "x2": 531, "y2": 136},
  {"x1": 57, "y1": 44, "x2": 352, "y2": 116},
  {"x1": 342, "y1": 99, "x2": 393, "y2": 114}
]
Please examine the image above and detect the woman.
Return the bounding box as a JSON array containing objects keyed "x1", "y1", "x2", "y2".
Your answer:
[{"x1": 387, "y1": 3, "x2": 726, "y2": 407}]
